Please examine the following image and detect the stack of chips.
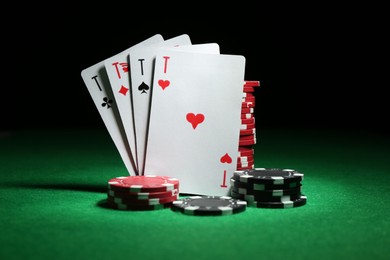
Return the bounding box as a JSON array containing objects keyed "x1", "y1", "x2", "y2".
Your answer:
[
  {"x1": 237, "y1": 80, "x2": 260, "y2": 171},
  {"x1": 230, "y1": 168, "x2": 307, "y2": 209},
  {"x1": 106, "y1": 175, "x2": 180, "y2": 210}
]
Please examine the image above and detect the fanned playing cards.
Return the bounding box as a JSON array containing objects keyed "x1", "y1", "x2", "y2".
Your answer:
[{"x1": 81, "y1": 34, "x2": 259, "y2": 196}]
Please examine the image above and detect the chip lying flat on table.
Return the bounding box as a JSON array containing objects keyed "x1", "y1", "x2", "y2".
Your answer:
[{"x1": 171, "y1": 195, "x2": 247, "y2": 216}]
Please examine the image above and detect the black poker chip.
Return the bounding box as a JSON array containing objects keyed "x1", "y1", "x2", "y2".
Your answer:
[
  {"x1": 233, "y1": 168, "x2": 304, "y2": 185},
  {"x1": 171, "y1": 195, "x2": 247, "y2": 216},
  {"x1": 231, "y1": 185, "x2": 302, "y2": 197},
  {"x1": 248, "y1": 195, "x2": 307, "y2": 209},
  {"x1": 230, "y1": 189, "x2": 302, "y2": 202},
  {"x1": 230, "y1": 177, "x2": 301, "y2": 191}
]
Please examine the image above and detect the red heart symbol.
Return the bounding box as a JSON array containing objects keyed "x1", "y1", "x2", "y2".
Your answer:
[
  {"x1": 186, "y1": 113, "x2": 205, "y2": 129},
  {"x1": 158, "y1": 79, "x2": 170, "y2": 90},
  {"x1": 220, "y1": 153, "x2": 232, "y2": 164}
]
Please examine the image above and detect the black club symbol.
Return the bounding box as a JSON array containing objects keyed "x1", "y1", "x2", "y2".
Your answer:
[{"x1": 101, "y1": 97, "x2": 113, "y2": 109}]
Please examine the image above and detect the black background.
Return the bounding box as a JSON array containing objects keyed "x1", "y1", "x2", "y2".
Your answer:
[{"x1": 2, "y1": 4, "x2": 387, "y2": 136}]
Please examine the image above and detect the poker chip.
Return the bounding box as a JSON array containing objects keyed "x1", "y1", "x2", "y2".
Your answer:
[
  {"x1": 107, "y1": 193, "x2": 179, "y2": 206},
  {"x1": 231, "y1": 185, "x2": 302, "y2": 196},
  {"x1": 236, "y1": 160, "x2": 255, "y2": 169},
  {"x1": 171, "y1": 195, "x2": 247, "y2": 216},
  {"x1": 108, "y1": 175, "x2": 179, "y2": 192},
  {"x1": 237, "y1": 155, "x2": 254, "y2": 163},
  {"x1": 248, "y1": 195, "x2": 307, "y2": 209},
  {"x1": 233, "y1": 168, "x2": 304, "y2": 185},
  {"x1": 241, "y1": 107, "x2": 254, "y2": 114},
  {"x1": 241, "y1": 117, "x2": 255, "y2": 125},
  {"x1": 236, "y1": 165, "x2": 255, "y2": 171},
  {"x1": 230, "y1": 189, "x2": 302, "y2": 202},
  {"x1": 241, "y1": 101, "x2": 255, "y2": 108},
  {"x1": 236, "y1": 166, "x2": 255, "y2": 171},
  {"x1": 238, "y1": 147, "x2": 254, "y2": 157},
  {"x1": 241, "y1": 113, "x2": 254, "y2": 119},
  {"x1": 240, "y1": 123, "x2": 255, "y2": 130},
  {"x1": 237, "y1": 160, "x2": 254, "y2": 167},
  {"x1": 243, "y1": 86, "x2": 255, "y2": 93},
  {"x1": 106, "y1": 200, "x2": 172, "y2": 211},
  {"x1": 108, "y1": 188, "x2": 179, "y2": 199},
  {"x1": 242, "y1": 92, "x2": 255, "y2": 98},
  {"x1": 230, "y1": 177, "x2": 300, "y2": 191},
  {"x1": 240, "y1": 128, "x2": 256, "y2": 136},
  {"x1": 240, "y1": 133, "x2": 255, "y2": 140},
  {"x1": 244, "y1": 80, "x2": 260, "y2": 87},
  {"x1": 239, "y1": 138, "x2": 256, "y2": 146},
  {"x1": 242, "y1": 96, "x2": 255, "y2": 103},
  {"x1": 238, "y1": 145, "x2": 255, "y2": 149}
]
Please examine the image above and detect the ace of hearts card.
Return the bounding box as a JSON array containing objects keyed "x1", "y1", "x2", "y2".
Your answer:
[{"x1": 144, "y1": 49, "x2": 246, "y2": 196}]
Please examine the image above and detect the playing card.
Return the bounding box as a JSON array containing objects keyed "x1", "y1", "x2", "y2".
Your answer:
[
  {"x1": 159, "y1": 43, "x2": 220, "y2": 54},
  {"x1": 128, "y1": 34, "x2": 192, "y2": 176},
  {"x1": 81, "y1": 34, "x2": 163, "y2": 176},
  {"x1": 103, "y1": 35, "x2": 165, "y2": 172},
  {"x1": 144, "y1": 49, "x2": 246, "y2": 196}
]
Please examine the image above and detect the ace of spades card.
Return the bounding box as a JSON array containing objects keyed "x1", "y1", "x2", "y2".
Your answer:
[{"x1": 144, "y1": 49, "x2": 246, "y2": 196}]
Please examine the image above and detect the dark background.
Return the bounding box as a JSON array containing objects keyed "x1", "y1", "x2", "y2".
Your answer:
[{"x1": 2, "y1": 4, "x2": 387, "y2": 136}]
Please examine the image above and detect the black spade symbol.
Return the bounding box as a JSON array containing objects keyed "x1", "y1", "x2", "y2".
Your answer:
[{"x1": 138, "y1": 81, "x2": 149, "y2": 94}]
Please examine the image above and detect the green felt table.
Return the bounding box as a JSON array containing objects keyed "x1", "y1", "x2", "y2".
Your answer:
[{"x1": 1, "y1": 127, "x2": 389, "y2": 260}]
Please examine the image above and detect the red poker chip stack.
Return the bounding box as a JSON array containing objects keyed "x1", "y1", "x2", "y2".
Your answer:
[
  {"x1": 106, "y1": 175, "x2": 180, "y2": 210},
  {"x1": 237, "y1": 80, "x2": 260, "y2": 171}
]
